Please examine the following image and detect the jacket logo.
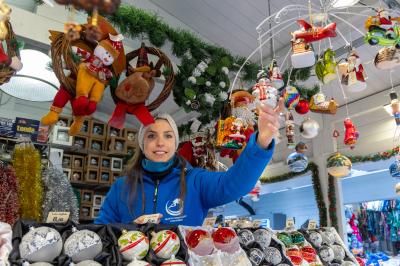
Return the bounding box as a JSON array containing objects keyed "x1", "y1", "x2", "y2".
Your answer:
[{"x1": 165, "y1": 198, "x2": 183, "y2": 216}]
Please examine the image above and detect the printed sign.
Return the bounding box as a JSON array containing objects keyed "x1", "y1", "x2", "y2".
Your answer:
[
  {"x1": 46, "y1": 212, "x2": 70, "y2": 223},
  {"x1": 13, "y1": 117, "x2": 40, "y2": 141}
]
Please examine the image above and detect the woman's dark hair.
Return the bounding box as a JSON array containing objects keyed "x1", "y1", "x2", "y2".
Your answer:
[{"x1": 123, "y1": 132, "x2": 187, "y2": 216}]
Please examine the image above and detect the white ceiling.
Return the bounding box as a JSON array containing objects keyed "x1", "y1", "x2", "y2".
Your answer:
[
  {"x1": 114, "y1": 0, "x2": 400, "y2": 127},
  {"x1": 8, "y1": 0, "x2": 400, "y2": 132}
]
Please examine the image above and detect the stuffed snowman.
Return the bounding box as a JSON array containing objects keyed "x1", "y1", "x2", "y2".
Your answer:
[{"x1": 69, "y1": 33, "x2": 123, "y2": 135}]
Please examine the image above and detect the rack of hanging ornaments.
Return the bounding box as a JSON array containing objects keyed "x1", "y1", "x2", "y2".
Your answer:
[{"x1": 216, "y1": 0, "x2": 400, "y2": 192}]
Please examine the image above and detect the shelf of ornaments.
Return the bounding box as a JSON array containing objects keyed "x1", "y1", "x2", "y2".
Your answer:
[{"x1": 50, "y1": 143, "x2": 130, "y2": 158}]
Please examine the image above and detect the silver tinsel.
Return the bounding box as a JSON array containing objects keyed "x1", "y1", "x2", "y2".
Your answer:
[{"x1": 41, "y1": 167, "x2": 79, "y2": 223}]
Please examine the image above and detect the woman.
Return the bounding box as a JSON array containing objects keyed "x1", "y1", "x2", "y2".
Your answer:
[{"x1": 95, "y1": 99, "x2": 283, "y2": 225}]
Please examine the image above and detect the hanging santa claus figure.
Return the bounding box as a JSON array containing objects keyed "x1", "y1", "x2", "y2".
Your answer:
[
  {"x1": 339, "y1": 49, "x2": 366, "y2": 92},
  {"x1": 344, "y1": 118, "x2": 359, "y2": 148}
]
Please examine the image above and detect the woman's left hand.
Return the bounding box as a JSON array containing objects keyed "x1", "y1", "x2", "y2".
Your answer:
[{"x1": 256, "y1": 97, "x2": 284, "y2": 149}]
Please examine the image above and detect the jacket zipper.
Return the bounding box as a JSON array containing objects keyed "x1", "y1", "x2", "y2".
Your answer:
[{"x1": 153, "y1": 180, "x2": 160, "y2": 213}]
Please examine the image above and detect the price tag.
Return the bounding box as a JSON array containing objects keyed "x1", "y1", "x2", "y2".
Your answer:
[
  {"x1": 252, "y1": 220, "x2": 262, "y2": 228},
  {"x1": 202, "y1": 217, "x2": 217, "y2": 228},
  {"x1": 134, "y1": 213, "x2": 162, "y2": 224},
  {"x1": 286, "y1": 218, "x2": 295, "y2": 228},
  {"x1": 46, "y1": 212, "x2": 70, "y2": 223},
  {"x1": 308, "y1": 220, "x2": 317, "y2": 230},
  {"x1": 228, "y1": 220, "x2": 238, "y2": 228}
]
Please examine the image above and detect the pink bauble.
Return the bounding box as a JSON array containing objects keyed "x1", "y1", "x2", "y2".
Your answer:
[
  {"x1": 185, "y1": 229, "x2": 213, "y2": 256},
  {"x1": 212, "y1": 227, "x2": 240, "y2": 254}
]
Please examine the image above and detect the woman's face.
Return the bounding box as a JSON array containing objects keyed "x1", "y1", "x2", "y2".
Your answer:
[{"x1": 143, "y1": 119, "x2": 176, "y2": 162}]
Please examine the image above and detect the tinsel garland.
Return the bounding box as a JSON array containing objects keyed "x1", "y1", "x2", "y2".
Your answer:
[
  {"x1": 0, "y1": 163, "x2": 20, "y2": 225},
  {"x1": 42, "y1": 167, "x2": 79, "y2": 223},
  {"x1": 260, "y1": 162, "x2": 328, "y2": 227},
  {"x1": 328, "y1": 174, "x2": 338, "y2": 231},
  {"x1": 12, "y1": 145, "x2": 43, "y2": 221}
]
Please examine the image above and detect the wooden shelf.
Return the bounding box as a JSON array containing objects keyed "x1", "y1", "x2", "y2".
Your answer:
[
  {"x1": 79, "y1": 218, "x2": 94, "y2": 224},
  {"x1": 0, "y1": 136, "x2": 49, "y2": 146},
  {"x1": 70, "y1": 182, "x2": 111, "y2": 192},
  {"x1": 50, "y1": 143, "x2": 128, "y2": 157}
]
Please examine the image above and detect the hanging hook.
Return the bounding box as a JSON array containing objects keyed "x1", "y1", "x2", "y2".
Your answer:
[
  {"x1": 257, "y1": 29, "x2": 264, "y2": 70},
  {"x1": 390, "y1": 70, "x2": 395, "y2": 92}
]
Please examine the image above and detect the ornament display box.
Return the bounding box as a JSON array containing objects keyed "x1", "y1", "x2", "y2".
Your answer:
[
  {"x1": 87, "y1": 154, "x2": 101, "y2": 169},
  {"x1": 100, "y1": 156, "x2": 111, "y2": 170},
  {"x1": 106, "y1": 125, "x2": 123, "y2": 138},
  {"x1": 90, "y1": 119, "x2": 107, "y2": 139},
  {"x1": 71, "y1": 155, "x2": 84, "y2": 170},
  {"x1": 99, "y1": 170, "x2": 111, "y2": 185},
  {"x1": 76, "y1": 118, "x2": 90, "y2": 137},
  {"x1": 89, "y1": 137, "x2": 105, "y2": 153},
  {"x1": 61, "y1": 154, "x2": 72, "y2": 168},
  {"x1": 84, "y1": 168, "x2": 99, "y2": 183},
  {"x1": 9, "y1": 220, "x2": 190, "y2": 266},
  {"x1": 112, "y1": 172, "x2": 121, "y2": 183},
  {"x1": 123, "y1": 128, "x2": 137, "y2": 145},
  {"x1": 106, "y1": 136, "x2": 127, "y2": 155},
  {"x1": 72, "y1": 136, "x2": 88, "y2": 150}
]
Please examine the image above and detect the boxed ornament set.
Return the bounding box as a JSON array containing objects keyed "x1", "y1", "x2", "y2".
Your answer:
[{"x1": 5, "y1": 219, "x2": 358, "y2": 266}]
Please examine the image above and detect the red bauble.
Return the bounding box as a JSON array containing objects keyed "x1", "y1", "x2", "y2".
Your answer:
[
  {"x1": 212, "y1": 227, "x2": 240, "y2": 253},
  {"x1": 212, "y1": 227, "x2": 236, "y2": 243},
  {"x1": 186, "y1": 229, "x2": 213, "y2": 256},
  {"x1": 186, "y1": 229, "x2": 208, "y2": 248},
  {"x1": 295, "y1": 99, "x2": 309, "y2": 114}
]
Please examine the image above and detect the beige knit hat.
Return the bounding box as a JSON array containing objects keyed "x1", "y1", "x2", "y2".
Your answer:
[{"x1": 138, "y1": 113, "x2": 179, "y2": 152}]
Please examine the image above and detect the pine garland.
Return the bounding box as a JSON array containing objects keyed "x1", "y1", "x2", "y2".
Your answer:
[
  {"x1": 260, "y1": 162, "x2": 328, "y2": 227},
  {"x1": 106, "y1": 5, "x2": 259, "y2": 126},
  {"x1": 328, "y1": 174, "x2": 338, "y2": 231},
  {"x1": 347, "y1": 146, "x2": 399, "y2": 163}
]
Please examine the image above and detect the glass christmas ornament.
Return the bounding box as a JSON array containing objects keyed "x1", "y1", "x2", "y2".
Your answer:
[
  {"x1": 118, "y1": 230, "x2": 149, "y2": 261},
  {"x1": 327, "y1": 152, "x2": 352, "y2": 178},
  {"x1": 287, "y1": 152, "x2": 308, "y2": 173},
  {"x1": 253, "y1": 229, "x2": 272, "y2": 250},
  {"x1": 237, "y1": 229, "x2": 255, "y2": 247},
  {"x1": 283, "y1": 86, "x2": 300, "y2": 110},
  {"x1": 264, "y1": 247, "x2": 282, "y2": 265},
  {"x1": 212, "y1": 227, "x2": 240, "y2": 254},
  {"x1": 150, "y1": 230, "x2": 180, "y2": 260},
  {"x1": 64, "y1": 228, "x2": 103, "y2": 263},
  {"x1": 308, "y1": 231, "x2": 323, "y2": 248},
  {"x1": 248, "y1": 248, "x2": 265, "y2": 265},
  {"x1": 185, "y1": 229, "x2": 213, "y2": 256}
]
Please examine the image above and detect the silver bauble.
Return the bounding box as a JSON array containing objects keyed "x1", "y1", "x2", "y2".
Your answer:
[
  {"x1": 64, "y1": 229, "x2": 103, "y2": 263},
  {"x1": 300, "y1": 118, "x2": 319, "y2": 138},
  {"x1": 19, "y1": 227, "x2": 62, "y2": 262}
]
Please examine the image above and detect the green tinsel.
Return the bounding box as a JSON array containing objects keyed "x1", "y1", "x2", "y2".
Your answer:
[{"x1": 260, "y1": 162, "x2": 327, "y2": 227}]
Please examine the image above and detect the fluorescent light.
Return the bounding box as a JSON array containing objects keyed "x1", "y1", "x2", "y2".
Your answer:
[
  {"x1": 384, "y1": 104, "x2": 394, "y2": 115},
  {"x1": 331, "y1": 0, "x2": 360, "y2": 8},
  {"x1": 0, "y1": 49, "x2": 59, "y2": 102}
]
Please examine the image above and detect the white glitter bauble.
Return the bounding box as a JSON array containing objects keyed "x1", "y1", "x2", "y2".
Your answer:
[
  {"x1": 64, "y1": 229, "x2": 103, "y2": 263},
  {"x1": 19, "y1": 226, "x2": 63, "y2": 263}
]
